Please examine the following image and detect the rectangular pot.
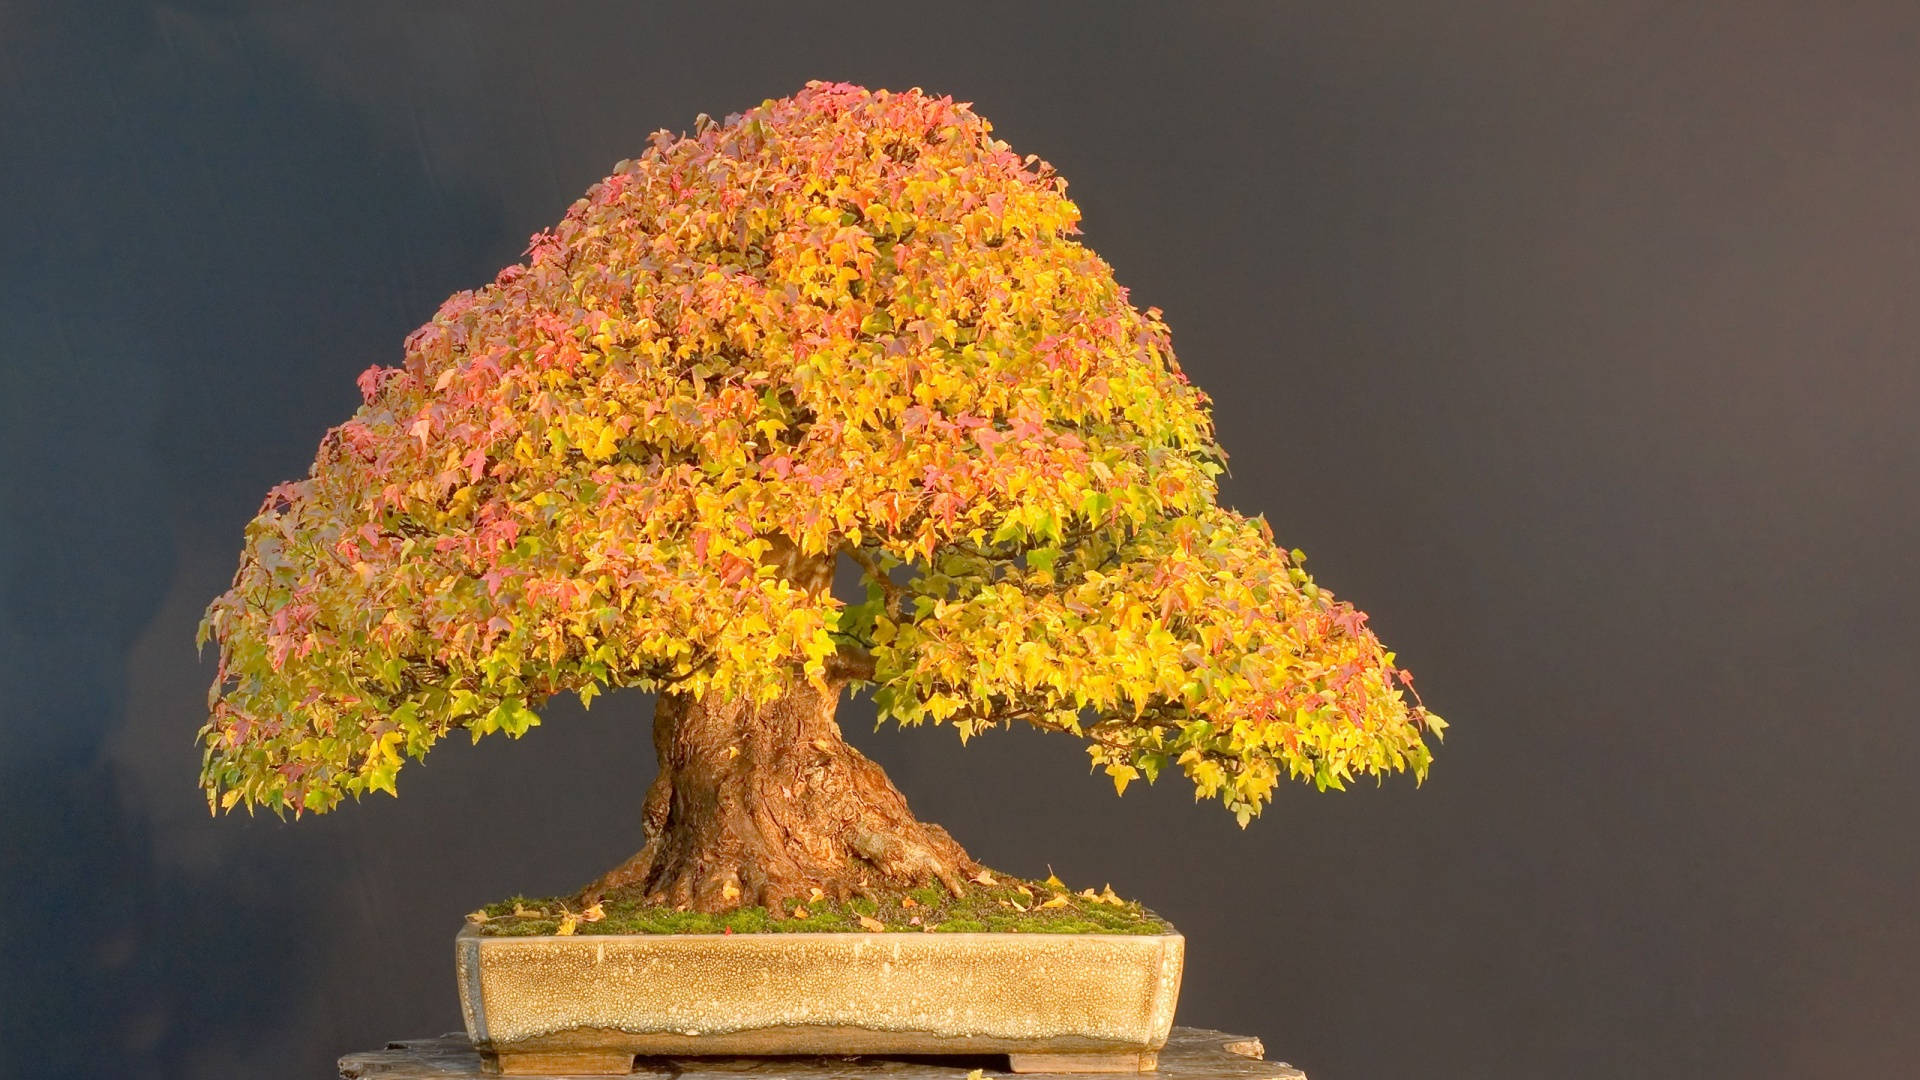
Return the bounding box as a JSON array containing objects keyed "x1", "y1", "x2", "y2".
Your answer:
[{"x1": 456, "y1": 924, "x2": 1185, "y2": 1074}]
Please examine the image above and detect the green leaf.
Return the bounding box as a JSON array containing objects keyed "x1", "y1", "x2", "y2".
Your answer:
[
  {"x1": 489, "y1": 697, "x2": 540, "y2": 738},
  {"x1": 1025, "y1": 547, "x2": 1062, "y2": 575}
]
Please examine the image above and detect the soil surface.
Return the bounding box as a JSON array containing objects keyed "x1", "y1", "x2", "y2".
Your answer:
[{"x1": 472, "y1": 871, "x2": 1172, "y2": 936}]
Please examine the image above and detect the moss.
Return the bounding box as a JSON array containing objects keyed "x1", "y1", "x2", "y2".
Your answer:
[{"x1": 470, "y1": 872, "x2": 1172, "y2": 937}]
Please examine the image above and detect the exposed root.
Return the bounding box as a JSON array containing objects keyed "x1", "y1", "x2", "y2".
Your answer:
[{"x1": 576, "y1": 679, "x2": 978, "y2": 914}]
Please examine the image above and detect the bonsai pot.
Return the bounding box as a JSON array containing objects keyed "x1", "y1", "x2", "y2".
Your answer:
[{"x1": 456, "y1": 922, "x2": 1185, "y2": 1075}]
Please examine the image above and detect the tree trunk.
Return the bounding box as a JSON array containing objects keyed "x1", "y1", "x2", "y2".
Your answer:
[{"x1": 577, "y1": 677, "x2": 978, "y2": 914}]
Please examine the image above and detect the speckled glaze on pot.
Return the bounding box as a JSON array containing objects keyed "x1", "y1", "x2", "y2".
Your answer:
[{"x1": 456, "y1": 924, "x2": 1184, "y2": 1058}]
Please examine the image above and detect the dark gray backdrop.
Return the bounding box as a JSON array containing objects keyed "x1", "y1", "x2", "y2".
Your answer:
[{"x1": 5, "y1": 3, "x2": 1918, "y2": 1078}]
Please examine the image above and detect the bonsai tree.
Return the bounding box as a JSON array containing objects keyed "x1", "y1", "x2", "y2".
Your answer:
[{"x1": 199, "y1": 81, "x2": 1444, "y2": 914}]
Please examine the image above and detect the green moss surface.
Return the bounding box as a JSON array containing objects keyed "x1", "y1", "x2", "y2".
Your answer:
[{"x1": 469, "y1": 872, "x2": 1172, "y2": 936}]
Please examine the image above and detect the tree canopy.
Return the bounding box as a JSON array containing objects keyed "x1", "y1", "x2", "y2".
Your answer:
[{"x1": 199, "y1": 81, "x2": 1444, "y2": 823}]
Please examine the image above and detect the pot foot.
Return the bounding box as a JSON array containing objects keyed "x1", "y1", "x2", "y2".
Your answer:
[
  {"x1": 490, "y1": 1049, "x2": 635, "y2": 1075},
  {"x1": 1006, "y1": 1051, "x2": 1158, "y2": 1073}
]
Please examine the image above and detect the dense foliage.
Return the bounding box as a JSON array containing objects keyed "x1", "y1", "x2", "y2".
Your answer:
[{"x1": 200, "y1": 81, "x2": 1443, "y2": 823}]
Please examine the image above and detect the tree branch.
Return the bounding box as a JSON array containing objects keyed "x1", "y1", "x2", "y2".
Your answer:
[
  {"x1": 846, "y1": 545, "x2": 904, "y2": 622},
  {"x1": 825, "y1": 643, "x2": 877, "y2": 683}
]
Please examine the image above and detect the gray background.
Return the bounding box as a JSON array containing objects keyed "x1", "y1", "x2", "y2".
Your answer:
[{"x1": 5, "y1": 3, "x2": 1918, "y2": 1078}]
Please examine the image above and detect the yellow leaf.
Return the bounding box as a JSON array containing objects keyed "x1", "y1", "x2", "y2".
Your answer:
[
  {"x1": 555, "y1": 913, "x2": 578, "y2": 936},
  {"x1": 1039, "y1": 895, "x2": 1071, "y2": 909},
  {"x1": 792, "y1": 905, "x2": 811, "y2": 919},
  {"x1": 967, "y1": 1071, "x2": 986, "y2": 1080},
  {"x1": 900, "y1": 896, "x2": 917, "y2": 908},
  {"x1": 811, "y1": 738, "x2": 835, "y2": 752},
  {"x1": 220, "y1": 788, "x2": 244, "y2": 810},
  {"x1": 580, "y1": 903, "x2": 606, "y2": 923},
  {"x1": 1043, "y1": 870, "x2": 1064, "y2": 889},
  {"x1": 465, "y1": 910, "x2": 489, "y2": 924},
  {"x1": 808, "y1": 887, "x2": 827, "y2": 904},
  {"x1": 512, "y1": 904, "x2": 542, "y2": 918},
  {"x1": 971, "y1": 869, "x2": 998, "y2": 886},
  {"x1": 858, "y1": 915, "x2": 886, "y2": 932},
  {"x1": 721, "y1": 880, "x2": 742, "y2": 903}
]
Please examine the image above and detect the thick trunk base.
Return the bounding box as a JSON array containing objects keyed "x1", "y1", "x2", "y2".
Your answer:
[{"x1": 578, "y1": 680, "x2": 977, "y2": 914}]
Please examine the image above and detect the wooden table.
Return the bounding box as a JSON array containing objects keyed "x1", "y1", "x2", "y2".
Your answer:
[{"x1": 339, "y1": 1027, "x2": 1305, "y2": 1080}]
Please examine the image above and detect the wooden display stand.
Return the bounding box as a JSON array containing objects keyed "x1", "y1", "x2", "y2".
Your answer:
[{"x1": 339, "y1": 1027, "x2": 1305, "y2": 1080}]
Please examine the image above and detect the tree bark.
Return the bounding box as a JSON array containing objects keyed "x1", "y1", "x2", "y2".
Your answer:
[{"x1": 577, "y1": 677, "x2": 978, "y2": 913}]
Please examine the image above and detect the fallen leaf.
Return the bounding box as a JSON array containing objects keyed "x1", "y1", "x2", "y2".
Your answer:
[
  {"x1": 792, "y1": 905, "x2": 810, "y2": 919},
  {"x1": 900, "y1": 896, "x2": 917, "y2": 908},
  {"x1": 1038, "y1": 895, "x2": 1071, "y2": 909},
  {"x1": 465, "y1": 910, "x2": 490, "y2": 924},
  {"x1": 971, "y1": 869, "x2": 998, "y2": 886},
  {"x1": 555, "y1": 913, "x2": 579, "y2": 936},
  {"x1": 1044, "y1": 869, "x2": 1064, "y2": 889},
  {"x1": 721, "y1": 880, "x2": 742, "y2": 902},
  {"x1": 512, "y1": 904, "x2": 542, "y2": 918},
  {"x1": 580, "y1": 903, "x2": 606, "y2": 923},
  {"x1": 1099, "y1": 884, "x2": 1124, "y2": 906},
  {"x1": 858, "y1": 915, "x2": 886, "y2": 932},
  {"x1": 808, "y1": 887, "x2": 827, "y2": 904},
  {"x1": 922, "y1": 922, "x2": 939, "y2": 932},
  {"x1": 967, "y1": 1070, "x2": 986, "y2": 1080},
  {"x1": 811, "y1": 738, "x2": 835, "y2": 752},
  {"x1": 1080, "y1": 888, "x2": 1099, "y2": 899},
  {"x1": 726, "y1": 745, "x2": 742, "y2": 759},
  {"x1": 909, "y1": 915, "x2": 922, "y2": 925},
  {"x1": 1014, "y1": 883, "x2": 1034, "y2": 899}
]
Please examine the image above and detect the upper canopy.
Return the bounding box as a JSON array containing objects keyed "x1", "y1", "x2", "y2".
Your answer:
[{"x1": 200, "y1": 82, "x2": 1442, "y2": 820}]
